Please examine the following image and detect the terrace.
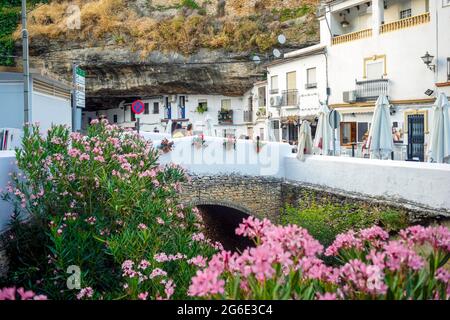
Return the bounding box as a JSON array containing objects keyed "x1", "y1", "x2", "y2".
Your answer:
[{"x1": 329, "y1": 0, "x2": 430, "y2": 45}]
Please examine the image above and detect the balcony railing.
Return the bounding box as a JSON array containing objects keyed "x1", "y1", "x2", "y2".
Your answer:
[
  {"x1": 243, "y1": 110, "x2": 253, "y2": 123},
  {"x1": 355, "y1": 78, "x2": 389, "y2": 101},
  {"x1": 332, "y1": 28, "x2": 372, "y2": 45},
  {"x1": 380, "y1": 12, "x2": 430, "y2": 34},
  {"x1": 218, "y1": 110, "x2": 233, "y2": 124},
  {"x1": 281, "y1": 90, "x2": 298, "y2": 106}
]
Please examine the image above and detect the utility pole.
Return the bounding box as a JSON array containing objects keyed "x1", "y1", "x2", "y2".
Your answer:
[{"x1": 21, "y1": 0, "x2": 30, "y2": 124}]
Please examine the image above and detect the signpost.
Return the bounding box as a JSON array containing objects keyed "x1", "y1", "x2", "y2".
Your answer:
[
  {"x1": 131, "y1": 100, "x2": 145, "y2": 133},
  {"x1": 72, "y1": 64, "x2": 85, "y2": 132},
  {"x1": 328, "y1": 109, "x2": 341, "y2": 156}
]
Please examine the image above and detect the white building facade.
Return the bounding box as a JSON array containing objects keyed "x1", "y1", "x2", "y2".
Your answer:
[
  {"x1": 318, "y1": 0, "x2": 450, "y2": 161},
  {"x1": 266, "y1": 44, "x2": 329, "y2": 144},
  {"x1": 0, "y1": 70, "x2": 72, "y2": 133},
  {"x1": 82, "y1": 93, "x2": 254, "y2": 139}
]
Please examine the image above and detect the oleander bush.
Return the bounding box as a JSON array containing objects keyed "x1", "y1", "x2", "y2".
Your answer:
[
  {"x1": 188, "y1": 217, "x2": 450, "y2": 300},
  {"x1": 1, "y1": 120, "x2": 220, "y2": 299}
]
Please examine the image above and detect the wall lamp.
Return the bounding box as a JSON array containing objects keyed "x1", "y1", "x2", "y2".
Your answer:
[{"x1": 421, "y1": 52, "x2": 436, "y2": 72}]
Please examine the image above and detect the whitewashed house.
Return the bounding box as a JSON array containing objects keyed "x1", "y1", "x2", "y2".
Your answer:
[
  {"x1": 318, "y1": 0, "x2": 450, "y2": 161},
  {"x1": 82, "y1": 94, "x2": 252, "y2": 138},
  {"x1": 0, "y1": 69, "x2": 72, "y2": 132},
  {"x1": 266, "y1": 44, "x2": 329, "y2": 144},
  {"x1": 242, "y1": 80, "x2": 269, "y2": 140}
]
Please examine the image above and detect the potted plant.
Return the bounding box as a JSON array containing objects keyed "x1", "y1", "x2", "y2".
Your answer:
[
  {"x1": 192, "y1": 134, "x2": 208, "y2": 149},
  {"x1": 157, "y1": 138, "x2": 175, "y2": 154}
]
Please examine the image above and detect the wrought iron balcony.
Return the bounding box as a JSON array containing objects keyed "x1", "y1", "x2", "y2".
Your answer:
[
  {"x1": 355, "y1": 79, "x2": 389, "y2": 101},
  {"x1": 281, "y1": 90, "x2": 298, "y2": 107},
  {"x1": 218, "y1": 109, "x2": 233, "y2": 124}
]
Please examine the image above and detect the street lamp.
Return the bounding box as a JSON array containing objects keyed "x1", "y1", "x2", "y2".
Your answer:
[
  {"x1": 421, "y1": 52, "x2": 436, "y2": 72},
  {"x1": 340, "y1": 14, "x2": 350, "y2": 28}
]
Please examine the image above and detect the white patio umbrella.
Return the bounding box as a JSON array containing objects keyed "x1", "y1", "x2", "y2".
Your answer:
[
  {"x1": 367, "y1": 95, "x2": 393, "y2": 160},
  {"x1": 428, "y1": 93, "x2": 450, "y2": 163},
  {"x1": 165, "y1": 119, "x2": 173, "y2": 135},
  {"x1": 297, "y1": 120, "x2": 313, "y2": 161},
  {"x1": 204, "y1": 114, "x2": 214, "y2": 137},
  {"x1": 265, "y1": 119, "x2": 277, "y2": 142},
  {"x1": 313, "y1": 104, "x2": 333, "y2": 155}
]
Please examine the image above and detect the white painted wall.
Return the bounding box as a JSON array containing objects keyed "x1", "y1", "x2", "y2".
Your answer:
[
  {"x1": 0, "y1": 80, "x2": 71, "y2": 133},
  {"x1": 157, "y1": 136, "x2": 293, "y2": 178},
  {"x1": 32, "y1": 92, "x2": 72, "y2": 133},
  {"x1": 267, "y1": 50, "x2": 328, "y2": 117},
  {"x1": 284, "y1": 154, "x2": 450, "y2": 211},
  {"x1": 321, "y1": 0, "x2": 450, "y2": 105},
  {"x1": 0, "y1": 151, "x2": 16, "y2": 232}
]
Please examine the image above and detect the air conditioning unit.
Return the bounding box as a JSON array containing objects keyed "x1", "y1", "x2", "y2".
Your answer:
[
  {"x1": 270, "y1": 95, "x2": 282, "y2": 107},
  {"x1": 343, "y1": 91, "x2": 357, "y2": 103}
]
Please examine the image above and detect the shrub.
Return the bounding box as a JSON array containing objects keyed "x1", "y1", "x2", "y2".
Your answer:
[
  {"x1": 2, "y1": 120, "x2": 219, "y2": 299},
  {"x1": 282, "y1": 203, "x2": 408, "y2": 247},
  {"x1": 188, "y1": 217, "x2": 450, "y2": 300}
]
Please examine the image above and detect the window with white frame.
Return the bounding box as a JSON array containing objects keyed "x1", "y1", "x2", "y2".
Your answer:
[
  {"x1": 221, "y1": 99, "x2": 231, "y2": 111},
  {"x1": 306, "y1": 68, "x2": 317, "y2": 89},
  {"x1": 270, "y1": 76, "x2": 279, "y2": 94}
]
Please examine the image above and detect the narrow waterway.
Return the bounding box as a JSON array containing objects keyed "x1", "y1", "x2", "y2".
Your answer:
[{"x1": 197, "y1": 205, "x2": 255, "y2": 252}]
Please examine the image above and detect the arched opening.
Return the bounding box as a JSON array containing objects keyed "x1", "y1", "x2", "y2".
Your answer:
[{"x1": 197, "y1": 204, "x2": 255, "y2": 252}]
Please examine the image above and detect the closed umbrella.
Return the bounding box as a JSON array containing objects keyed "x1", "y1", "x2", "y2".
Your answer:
[
  {"x1": 204, "y1": 114, "x2": 214, "y2": 137},
  {"x1": 313, "y1": 104, "x2": 333, "y2": 155},
  {"x1": 265, "y1": 119, "x2": 277, "y2": 142},
  {"x1": 165, "y1": 119, "x2": 173, "y2": 135},
  {"x1": 367, "y1": 95, "x2": 393, "y2": 159},
  {"x1": 297, "y1": 120, "x2": 313, "y2": 161},
  {"x1": 428, "y1": 93, "x2": 450, "y2": 163}
]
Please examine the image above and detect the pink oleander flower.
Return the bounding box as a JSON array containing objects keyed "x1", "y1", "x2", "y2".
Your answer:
[
  {"x1": 399, "y1": 225, "x2": 450, "y2": 252},
  {"x1": 339, "y1": 259, "x2": 387, "y2": 296},
  {"x1": 382, "y1": 241, "x2": 425, "y2": 272},
  {"x1": 138, "y1": 260, "x2": 150, "y2": 271},
  {"x1": 192, "y1": 232, "x2": 205, "y2": 242},
  {"x1": 188, "y1": 255, "x2": 207, "y2": 268},
  {"x1": 325, "y1": 230, "x2": 362, "y2": 256},
  {"x1": 317, "y1": 292, "x2": 338, "y2": 300},
  {"x1": 164, "y1": 279, "x2": 176, "y2": 299},
  {"x1": 85, "y1": 216, "x2": 96, "y2": 225},
  {"x1": 138, "y1": 292, "x2": 148, "y2": 300},
  {"x1": 156, "y1": 217, "x2": 165, "y2": 225},
  {"x1": 435, "y1": 268, "x2": 450, "y2": 284},
  {"x1": 235, "y1": 216, "x2": 272, "y2": 239},
  {"x1": 0, "y1": 287, "x2": 47, "y2": 300},
  {"x1": 188, "y1": 268, "x2": 225, "y2": 297},
  {"x1": 138, "y1": 223, "x2": 148, "y2": 230},
  {"x1": 150, "y1": 268, "x2": 167, "y2": 279},
  {"x1": 76, "y1": 287, "x2": 94, "y2": 300},
  {"x1": 154, "y1": 252, "x2": 169, "y2": 263}
]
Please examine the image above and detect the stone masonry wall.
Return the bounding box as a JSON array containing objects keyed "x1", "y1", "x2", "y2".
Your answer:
[{"x1": 179, "y1": 174, "x2": 283, "y2": 221}]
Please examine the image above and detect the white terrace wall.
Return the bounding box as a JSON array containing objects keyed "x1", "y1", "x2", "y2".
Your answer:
[
  {"x1": 0, "y1": 151, "x2": 16, "y2": 232},
  {"x1": 284, "y1": 154, "x2": 450, "y2": 212},
  {"x1": 157, "y1": 137, "x2": 294, "y2": 178}
]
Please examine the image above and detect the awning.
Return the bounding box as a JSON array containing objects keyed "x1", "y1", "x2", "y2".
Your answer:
[{"x1": 334, "y1": 107, "x2": 375, "y2": 115}]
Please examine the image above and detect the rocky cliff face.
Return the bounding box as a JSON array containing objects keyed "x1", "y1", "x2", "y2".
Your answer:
[{"x1": 20, "y1": 0, "x2": 319, "y2": 109}]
